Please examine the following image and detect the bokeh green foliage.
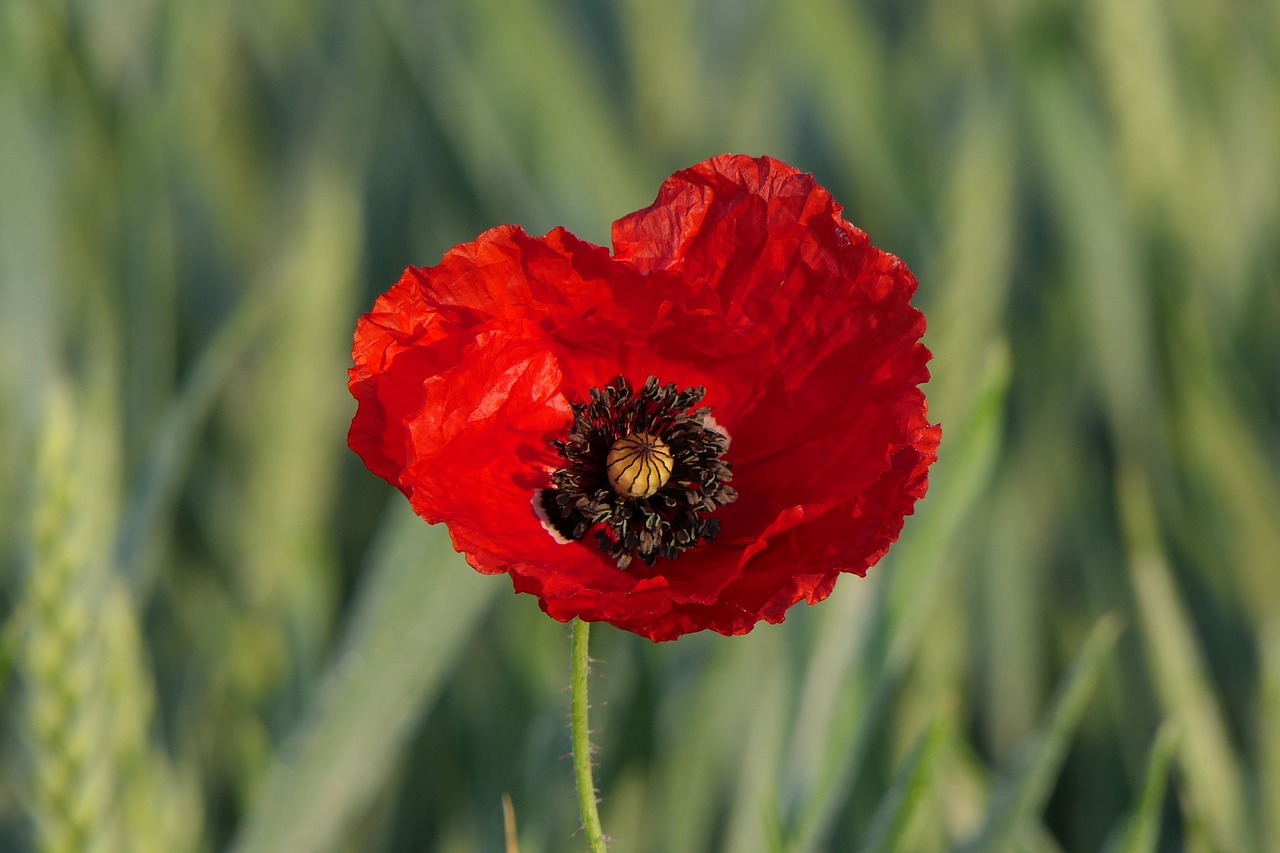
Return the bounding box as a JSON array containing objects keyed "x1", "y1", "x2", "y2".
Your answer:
[{"x1": 2, "y1": 0, "x2": 1278, "y2": 850}]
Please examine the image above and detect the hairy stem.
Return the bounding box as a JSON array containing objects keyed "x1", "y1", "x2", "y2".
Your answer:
[{"x1": 571, "y1": 619, "x2": 607, "y2": 851}]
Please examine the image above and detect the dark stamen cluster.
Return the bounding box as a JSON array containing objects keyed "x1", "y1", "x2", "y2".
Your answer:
[{"x1": 539, "y1": 376, "x2": 737, "y2": 569}]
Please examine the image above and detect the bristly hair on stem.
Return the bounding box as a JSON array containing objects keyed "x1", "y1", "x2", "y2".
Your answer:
[{"x1": 570, "y1": 619, "x2": 608, "y2": 851}]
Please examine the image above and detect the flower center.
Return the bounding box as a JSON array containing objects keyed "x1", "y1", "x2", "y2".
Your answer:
[
  {"x1": 606, "y1": 432, "x2": 673, "y2": 498},
  {"x1": 536, "y1": 375, "x2": 737, "y2": 569}
]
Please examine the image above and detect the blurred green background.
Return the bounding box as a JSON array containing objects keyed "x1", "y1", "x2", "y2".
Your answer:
[{"x1": 2, "y1": 0, "x2": 1278, "y2": 850}]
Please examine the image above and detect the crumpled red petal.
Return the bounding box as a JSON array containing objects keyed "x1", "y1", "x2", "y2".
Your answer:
[{"x1": 349, "y1": 154, "x2": 939, "y2": 641}]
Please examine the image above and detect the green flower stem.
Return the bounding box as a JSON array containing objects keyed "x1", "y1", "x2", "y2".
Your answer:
[{"x1": 571, "y1": 618, "x2": 607, "y2": 852}]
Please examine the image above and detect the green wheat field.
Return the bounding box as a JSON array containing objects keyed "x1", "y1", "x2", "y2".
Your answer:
[{"x1": 2, "y1": 0, "x2": 1279, "y2": 850}]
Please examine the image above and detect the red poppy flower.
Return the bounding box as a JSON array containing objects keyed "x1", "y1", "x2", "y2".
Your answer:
[{"x1": 348, "y1": 154, "x2": 939, "y2": 641}]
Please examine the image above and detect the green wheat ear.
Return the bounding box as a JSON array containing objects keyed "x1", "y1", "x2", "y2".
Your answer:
[{"x1": 21, "y1": 387, "x2": 199, "y2": 853}]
